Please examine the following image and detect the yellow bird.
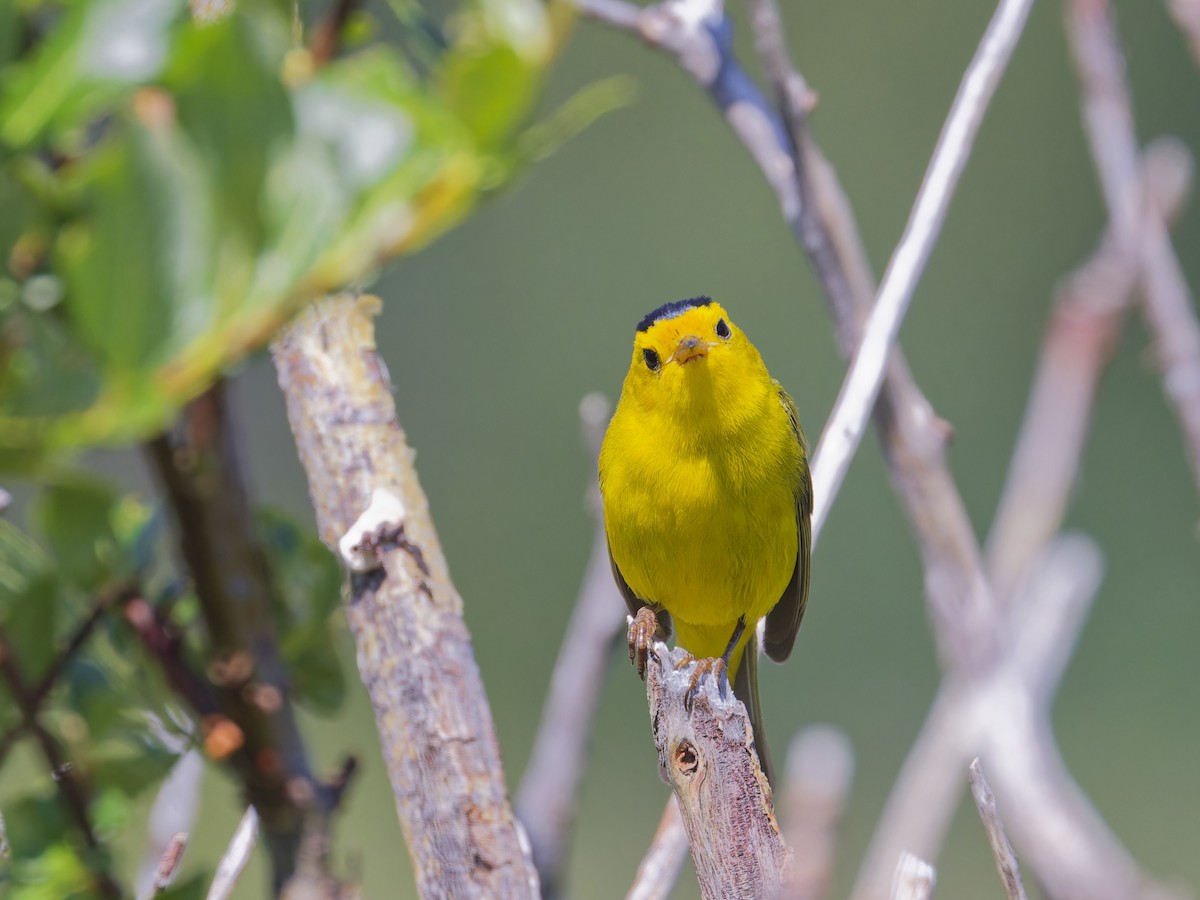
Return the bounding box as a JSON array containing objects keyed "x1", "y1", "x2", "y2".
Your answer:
[{"x1": 599, "y1": 296, "x2": 812, "y2": 780}]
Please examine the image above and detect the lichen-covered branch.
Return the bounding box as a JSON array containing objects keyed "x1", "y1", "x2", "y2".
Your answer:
[
  {"x1": 643, "y1": 642, "x2": 789, "y2": 900},
  {"x1": 271, "y1": 294, "x2": 539, "y2": 898}
]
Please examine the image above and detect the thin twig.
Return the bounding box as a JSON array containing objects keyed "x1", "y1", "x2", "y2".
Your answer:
[
  {"x1": 516, "y1": 394, "x2": 627, "y2": 898},
  {"x1": 781, "y1": 725, "x2": 855, "y2": 900},
  {"x1": 968, "y1": 759, "x2": 1028, "y2": 900},
  {"x1": 626, "y1": 796, "x2": 688, "y2": 900},
  {"x1": 207, "y1": 807, "x2": 260, "y2": 900},
  {"x1": 138, "y1": 748, "x2": 205, "y2": 899},
  {"x1": 810, "y1": 0, "x2": 1037, "y2": 539}
]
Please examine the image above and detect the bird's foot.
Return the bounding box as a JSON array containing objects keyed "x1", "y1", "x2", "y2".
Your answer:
[
  {"x1": 627, "y1": 607, "x2": 659, "y2": 680},
  {"x1": 681, "y1": 656, "x2": 728, "y2": 711}
]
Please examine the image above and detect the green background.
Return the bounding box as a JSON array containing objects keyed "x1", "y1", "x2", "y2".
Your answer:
[{"x1": 32, "y1": 0, "x2": 1200, "y2": 895}]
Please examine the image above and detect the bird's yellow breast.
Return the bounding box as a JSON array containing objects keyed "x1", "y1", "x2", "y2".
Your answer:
[{"x1": 599, "y1": 313, "x2": 804, "y2": 664}]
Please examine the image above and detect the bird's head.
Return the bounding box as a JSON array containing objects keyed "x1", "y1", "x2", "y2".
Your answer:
[{"x1": 623, "y1": 296, "x2": 770, "y2": 431}]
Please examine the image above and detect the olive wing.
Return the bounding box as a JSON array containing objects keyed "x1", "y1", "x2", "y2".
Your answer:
[{"x1": 763, "y1": 384, "x2": 813, "y2": 662}]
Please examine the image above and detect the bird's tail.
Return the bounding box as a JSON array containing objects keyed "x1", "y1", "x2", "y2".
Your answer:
[{"x1": 733, "y1": 629, "x2": 775, "y2": 787}]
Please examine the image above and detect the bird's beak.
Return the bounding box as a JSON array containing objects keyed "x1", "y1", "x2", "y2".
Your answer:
[{"x1": 671, "y1": 335, "x2": 711, "y2": 365}]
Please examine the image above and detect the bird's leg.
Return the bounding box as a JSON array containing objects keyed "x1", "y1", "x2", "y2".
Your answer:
[
  {"x1": 683, "y1": 618, "x2": 746, "y2": 710},
  {"x1": 627, "y1": 606, "x2": 660, "y2": 680}
]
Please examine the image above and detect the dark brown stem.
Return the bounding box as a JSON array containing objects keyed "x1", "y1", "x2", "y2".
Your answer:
[
  {"x1": 0, "y1": 628, "x2": 122, "y2": 898},
  {"x1": 310, "y1": 0, "x2": 359, "y2": 66},
  {"x1": 145, "y1": 380, "x2": 318, "y2": 892}
]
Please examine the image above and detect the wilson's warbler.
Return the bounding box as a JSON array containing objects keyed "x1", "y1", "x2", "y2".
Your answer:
[{"x1": 599, "y1": 296, "x2": 812, "y2": 780}]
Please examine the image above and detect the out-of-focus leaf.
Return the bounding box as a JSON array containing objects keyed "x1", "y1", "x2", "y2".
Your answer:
[
  {"x1": 0, "y1": 522, "x2": 58, "y2": 678},
  {"x1": 0, "y1": 169, "x2": 36, "y2": 269},
  {"x1": 2, "y1": 794, "x2": 65, "y2": 861},
  {"x1": 166, "y1": 16, "x2": 292, "y2": 251},
  {"x1": 440, "y1": 44, "x2": 538, "y2": 152},
  {"x1": 58, "y1": 120, "x2": 214, "y2": 373},
  {"x1": 66, "y1": 659, "x2": 127, "y2": 737},
  {"x1": 259, "y1": 507, "x2": 345, "y2": 714},
  {"x1": 90, "y1": 735, "x2": 179, "y2": 796},
  {"x1": 285, "y1": 632, "x2": 345, "y2": 715},
  {"x1": 0, "y1": 0, "x2": 186, "y2": 150},
  {"x1": 8, "y1": 841, "x2": 95, "y2": 900},
  {"x1": 89, "y1": 788, "x2": 131, "y2": 837},
  {"x1": 34, "y1": 476, "x2": 121, "y2": 589},
  {"x1": 156, "y1": 874, "x2": 207, "y2": 900},
  {"x1": 0, "y1": 0, "x2": 18, "y2": 69}
]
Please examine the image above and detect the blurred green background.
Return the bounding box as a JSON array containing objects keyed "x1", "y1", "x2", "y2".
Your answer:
[{"x1": 10, "y1": 0, "x2": 1200, "y2": 896}]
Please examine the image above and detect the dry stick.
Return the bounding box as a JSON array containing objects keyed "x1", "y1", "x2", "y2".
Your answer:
[
  {"x1": 645, "y1": 643, "x2": 790, "y2": 900},
  {"x1": 626, "y1": 795, "x2": 689, "y2": 900},
  {"x1": 891, "y1": 853, "x2": 936, "y2": 900},
  {"x1": 208, "y1": 807, "x2": 260, "y2": 900},
  {"x1": 780, "y1": 725, "x2": 855, "y2": 900},
  {"x1": 272, "y1": 295, "x2": 540, "y2": 899},
  {"x1": 516, "y1": 394, "x2": 627, "y2": 899},
  {"x1": 968, "y1": 759, "x2": 1028, "y2": 900},
  {"x1": 147, "y1": 381, "x2": 323, "y2": 892},
  {"x1": 985, "y1": 141, "x2": 1193, "y2": 600}
]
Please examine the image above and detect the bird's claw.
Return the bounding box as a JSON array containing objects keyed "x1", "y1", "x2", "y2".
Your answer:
[
  {"x1": 627, "y1": 607, "x2": 658, "y2": 680},
  {"x1": 682, "y1": 656, "x2": 728, "y2": 711}
]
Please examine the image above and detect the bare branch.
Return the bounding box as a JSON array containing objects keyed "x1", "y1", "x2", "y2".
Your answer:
[
  {"x1": 272, "y1": 294, "x2": 539, "y2": 898},
  {"x1": 890, "y1": 853, "x2": 936, "y2": 900},
  {"x1": 643, "y1": 641, "x2": 789, "y2": 899},
  {"x1": 968, "y1": 759, "x2": 1028, "y2": 900},
  {"x1": 138, "y1": 746, "x2": 204, "y2": 899},
  {"x1": 626, "y1": 797, "x2": 689, "y2": 900},
  {"x1": 986, "y1": 143, "x2": 1193, "y2": 599},
  {"x1": 208, "y1": 807, "x2": 260, "y2": 900},
  {"x1": 1067, "y1": 0, "x2": 1200, "y2": 497},
  {"x1": 811, "y1": 0, "x2": 1037, "y2": 539},
  {"x1": 781, "y1": 725, "x2": 855, "y2": 900},
  {"x1": 517, "y1": 394, "x2": 626, "y2": 898}
]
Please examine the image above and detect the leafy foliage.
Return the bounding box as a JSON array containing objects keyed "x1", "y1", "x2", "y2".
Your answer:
[
  {"x1": 0, "y1": 0, "x2": 611, "y2": 469},
  {"x1": 0, "y1": 0, "x2": 613, "y2": 892}
]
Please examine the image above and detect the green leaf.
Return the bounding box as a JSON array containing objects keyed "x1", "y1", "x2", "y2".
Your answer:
[
  {"x1": 0, "y1": 0, "x2": 187, "y2": 150},
  {"x1": 0, "y1": 522, "x2": 58, "y2": 679},
  {"x1": 57, "y1": 120, "x2": 215, "y2": 373},
  {"x1": 2, "y1": 794, "x2": 65, "y2": 862},
  {"x1": 34, "y1": 476, "x2": 121, "y2": 590},
  {"x1": 286, "y1": 631, "x2": 345, "y2": 715},
  {"x1": 0, "y1": 0, "x2": 19, "y2": 69},
  {"x1": 8, "y1": 841, "x2": 95, "y2": 900},
  {"x1": 66, "y1": 659, "x2": 127, "y2": 738}
]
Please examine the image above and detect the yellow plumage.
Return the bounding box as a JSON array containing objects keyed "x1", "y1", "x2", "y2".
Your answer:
[{"x1": 599, "y1": 297, "x2": 812, "y2": 777}]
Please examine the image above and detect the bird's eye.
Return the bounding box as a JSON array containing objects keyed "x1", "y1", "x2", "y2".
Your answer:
[
  {"x1": 715, "y1": 318, "x2": 731, "y2": 339},
  {"x1": 643, "y1": 348, "x2": 661, "y2": 372}
]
